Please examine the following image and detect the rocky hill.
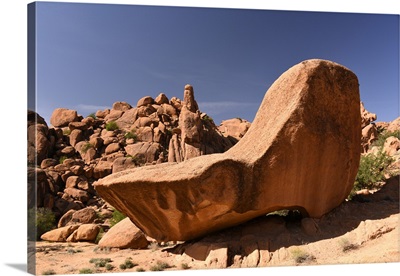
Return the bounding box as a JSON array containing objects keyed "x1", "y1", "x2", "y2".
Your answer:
[{"x1": 27, "y1": 84, "x2": 251, "y2": 236}]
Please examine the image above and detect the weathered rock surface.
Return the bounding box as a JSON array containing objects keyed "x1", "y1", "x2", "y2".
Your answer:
[
  {"x1": 50, "y1": 108, "x2": 79, "y2": 127},
  {"x1": 387, "y1": 116, "x2": 400, "y2": 132},
  {"x1": 383, "y1": 136, "x2": 400, "y2": 156},
  {"x1": 98, "y1": 217, "x2": 149, "y2": 249},
  {"x1": 360, "y1": 102, "x2": 380, "y2": 153},
  {"x1": 66, "y1": 224, "x2": 100, "y2": 242},
  {"x1": 40, "y1": 225, "x2": 80, "y2": 242},
  {"x1": 360, "y1": 102, "x2": 377, "y2": 129},
  {"x1": 28, "y1": 111, "x2": 51, "y2": 165},
  {"x1": 94, "y1": 59, "x2": 361, "y2": 242},
  {"x1": 361, "y1": 123, "x2": 378, "y2": 153},
  {"x1": 218, "y1": 118, "x2": 251, "y2": 144}
]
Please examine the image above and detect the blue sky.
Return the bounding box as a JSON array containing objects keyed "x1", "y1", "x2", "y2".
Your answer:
[{"x1": 32, "y1": 2, "x2": 399, "y2": 125}]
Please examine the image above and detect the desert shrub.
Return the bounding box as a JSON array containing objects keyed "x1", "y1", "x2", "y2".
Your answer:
[
  {"x1": 67, "y1": 248, "x2": 82, "y2": 254},
  {"x1": 63, "y1": 128, "x2": 71, "y2": 135},
  {"x1": 81, "y1": 142, "x2": 93, "y2": 154},
  {"x1": 42, "y1": 269, "x2": 56, "y2": 275},
  {"x1": 59, "y1": 155, "x2": 68, "y2": 164},
  {"x1": 28, "y1": 207, "x2": 56, "y2": 240},
  {"x1": 371, "y1": 130, "x2": 400, "y2": 148},
  {"x1": 126, "y1": 154, "x2": 144, "y2": 166},
  {"x1": 291, "y1": 248, "x2": 315, "y2": 264},
  {"x1": 109, "y1": 209, "x2": 127, "y2": 227},
  {"x1": 119, "y1": 258, "x2": 137, "y2": 270},
  {"x1": 350, "y1": 150, "x2": 393, "y2": 198},
  {"x1": 105, "y1": 264, "x2": 114, "y2": 271},
  {"x1": 124, "y1": 130, "x2": 137, "y2": 140},
  {"x1": 79, "y1": 268, "x2": 93, "y2": 274},
  {"x1": 180, "y1": 263, "x2": 190, "y2": 270},
  {"x1": 201, "y1": 114, "x2": 214, "y2": 123},
  {"x1": 94, "y1": 228, "x2": 104, "y2": 244},
  {"x1": 338, "y1": 238, "x2": 358, "y2": 252},
  {"x1": 105, "y1": 121, "x2": 119, "y2": 131},
  {"x1": 124, "y1": 259, "x2": 137, "y2": 268},
  {"x1": 136, "y1": 267, "x2": 145, "y2": 272},
  {"x1": 89, "y1": 258, "x2": 112, "y2": 268},
  {"x1": 150, "y1": 261, "x2": 172, "y2": 271},
  {"x1": 87, "y1": 113, "x2": 96, "y2": 119}
]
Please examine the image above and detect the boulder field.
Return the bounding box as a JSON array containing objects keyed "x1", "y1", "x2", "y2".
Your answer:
[{"x1": 94, "y1": 59, "x2": 362, "y2": 242}]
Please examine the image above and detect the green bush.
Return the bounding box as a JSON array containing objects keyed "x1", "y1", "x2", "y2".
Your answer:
[
  {"x1": 150, "y1": 261, "x2": 172, "y2": 271},
  {"x1": 338, "y1": 238, "x2": 358, "y2": 252},
  {"x1": 89, "y1": 258, "x2": 112, "y2": 268},
  {"x1": 124, "y1": 130, "x2": 137, "y2": 140},
  {"x1": 124, "y1": 259, "x2": 137, "y2": 269},
  {"x1": 28, "y1": 208, "x2": 56, "y2": 240},
  {"x1": 291, "y1": 248, "x2": 315, "y2": 264},
  {"x1": 180, "y1": 263, "x2": 190, "y2": 270},
  {"x1": 105, "y1": 121, "x2": 119, "y2": 131},
  {"x1": 109, "y1": 209, "x2": 127, "y2": 227},
  {"x1": 63, "y1": 128, "x2": 71, "y2": 136},
  {"x1": 94, "y1": 228, "x2": 104, "y2": 244},
  {"x1": 126, "y1": 154, "x2": 144, "y2": 166},
  {"x1": 59, "y1": 155, "x2": 68, "y2": 164},
  {"x1": 136, "y1": 267, "x2": 145, "y2": 272},
  {"x1": 350, "y1": 150, "x2": 393, "y2": 197},
  {"x1": 371, "y1": 130, "x2": 400, "y2": 148},
  {"x1": 105, "y1": 263, "x2": 114, "y2": 271},
  {"x1": 79, "y1": 268, "x2": 93, "y2": 274},
  {"x1": 81, "y1": 142, "x2": 93, "y2": 154},
  {"x1": 87, "y1": 113, "x2": 96, "y2": 119},
  {"x1": 201, "y1": 114, "x2": 214, "y2": 123},
  {"x1": 119, "y1": 258, "x2": 137, "y2": 270}
]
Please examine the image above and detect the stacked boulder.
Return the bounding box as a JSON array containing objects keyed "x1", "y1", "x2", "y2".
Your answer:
[
  {"x1": 360, "y1": 102, "x2": 400, "y2": 159},
  {"x1": 218, "y1": 117, "x2": 252, "y2": 144},
  {"x1": 28, "y1": 85, "x2": 242, "y2": 245},
  {"x1": 360, "y1": 102, "x2": 378, "y2": 153}
]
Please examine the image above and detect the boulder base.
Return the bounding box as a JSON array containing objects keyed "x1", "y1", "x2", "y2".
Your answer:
[{"x1": 94, "y1": 59, "x2": 361, "y2": 242}]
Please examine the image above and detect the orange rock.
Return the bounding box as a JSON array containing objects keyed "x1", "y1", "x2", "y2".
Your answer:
[
  {"x1": 40, "y1": 225, "x2": 79, "y2": 242},
  {"x1": 98, "y1": 217, "x2": 149, "y2": 249},
  {"x1": 50, "y1": 108, "x2": 78, "y2": 128},
  {"x1": 383, "y1": 136, "x2": 400, "y2": 156},
  {"x1": 94, "y1": 59, "x2": 361, "y2": 242}
]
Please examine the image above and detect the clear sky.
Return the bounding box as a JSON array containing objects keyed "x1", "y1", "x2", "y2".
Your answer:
[{"x1": 32, "y1": 1, "x2": 399, "y2": 125}]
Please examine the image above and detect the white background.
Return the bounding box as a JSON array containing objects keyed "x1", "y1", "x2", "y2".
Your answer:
[{"x1": 0, "y1": 0, "x2": 399, "y2": 275}]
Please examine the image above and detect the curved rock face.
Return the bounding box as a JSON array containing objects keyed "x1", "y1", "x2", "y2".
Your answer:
[{"x1": 94, "y1": 59, "x2": 361, "y2": 242}]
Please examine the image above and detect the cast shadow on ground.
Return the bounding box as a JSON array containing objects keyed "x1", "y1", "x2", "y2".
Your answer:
[{"x1": 167, "y1": 175, "x2": 399, "y2": 263}]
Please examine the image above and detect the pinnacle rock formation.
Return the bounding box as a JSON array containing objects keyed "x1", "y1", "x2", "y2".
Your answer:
[{"x1": 94, "y1": 59, "x2": 362, "y2": 242}]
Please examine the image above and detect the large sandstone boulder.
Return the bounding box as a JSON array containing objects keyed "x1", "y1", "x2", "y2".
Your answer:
[
  {"x1": 66, "y1": 224, "x2": 100, "y2": 242},
  {"x1": 94, "y1": 59, "x2": 361, "y2": 242},
  {"x1": 98, "y1": 217, "x2": 149, "y2": 249},
  {"x1": 50, "y1": 108, "x2": 79, "y2": 127},
  {"x1": 41, "y1": 225, "x2": 80, "y2": 242}
]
